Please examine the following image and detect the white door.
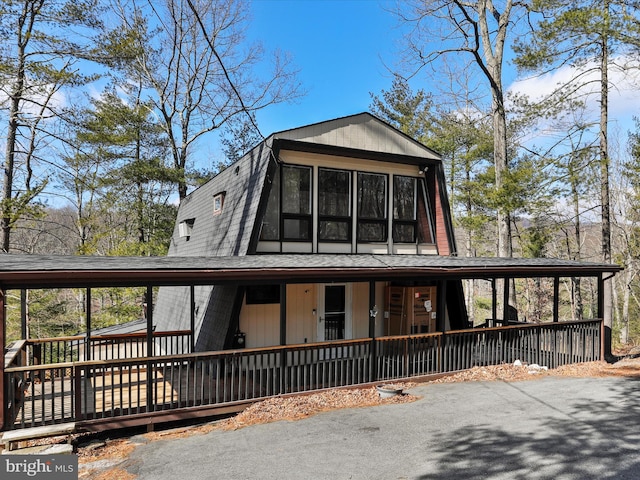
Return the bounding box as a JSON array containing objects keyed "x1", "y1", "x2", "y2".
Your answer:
[{"x1": 317, "y1": 284, "x2": 352, "y2": 341}]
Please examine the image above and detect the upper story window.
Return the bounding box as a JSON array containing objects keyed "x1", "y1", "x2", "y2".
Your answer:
[
  {"x1": 282, "y1": 164, "x2": 312, "y2": 240},
  {"x1": 178, "y1": 218, "x2": 195, "y2": 240},
  {"x1": 393, "y1": 176, "x2": 417, "y2": 243},
  {"x1": 213, "y1": 192, "x2": 225, "y2": 216},
  {"x1": 357, "y1": 172, "x2": 387, "y2": 242},
  {"x1": 318, "y1": 168, "x2": 351, "y2": 241},
  {"x1": 258, "y1": 163, "x2": 434, "y2": 247}
]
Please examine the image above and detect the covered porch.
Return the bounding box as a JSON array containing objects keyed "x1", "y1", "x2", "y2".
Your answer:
[{"x1": 1, "y1": 254, "x2": 621, "y2": 433}]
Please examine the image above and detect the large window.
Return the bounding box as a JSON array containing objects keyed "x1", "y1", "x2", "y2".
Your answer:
[
  {"x1": 393, "y1": 175, "x2": 417, "y2": 243},
  {"x1": 282, "y1": 165, "x2": 312, "y2": 240},
  {"x1": 259, "y1": 164, "x2": 433, "y2": 247},
  {"x1": 357, "y1": 172, "x2": 387, "y2": 242},
  {"x1": 318, "y1": 168, "x2": 351, "y2": 241}
]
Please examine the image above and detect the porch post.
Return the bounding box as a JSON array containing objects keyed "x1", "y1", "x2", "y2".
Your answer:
[
  {"x1": 0, "y1": 288, "x2": 6, "y2": 430},
  {"x1": 553, "y1": 277, "x2": 560, "y2": 322},
  {"x1": 279, "y1": 283, "x2": 287, "y2": 394},
  {"x1": 597, "y1": 273, "x2": 610, "y2": 360},
  {"x1": 146, "y1": 284, "x2": 154, "y2": 413},
  {"x1": 437, "y1": 281, "x2": 447, "y2": 332},
  {"x1": 146, "y1": 285, "x2": 154, "y2": 356},
  {"x1": 502, "y1": 277, "x2": 510, "y2": 325},
  {"x1": 491, "y1": 279, "x2": 497, "y2": 326},
  {"x1": 368, "y1": 281, "x2": 377, "y2": 382},
  {"x1": 279, "y1": 284, "x2": 287, "y2": 346},
  {"x1": 190, "y1": 285, "x2": 195, "y2": 353},
  {"x1": 85, "y1": 288, "x2": 92, "y2": 361},
  {"x1": 20, "y1": 289, "x2": 27, "y2": 339},
  {"x1": 437, "y1": 281, "x2": 447, "y2": 374}
]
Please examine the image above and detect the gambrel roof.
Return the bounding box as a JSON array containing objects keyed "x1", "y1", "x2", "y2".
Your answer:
[
  {"x1": 153, "y1": 112, "x2": 451, "y2": 350},
  {"x1": 274, "y1": 113, "x2": 441, "y2": 159}
]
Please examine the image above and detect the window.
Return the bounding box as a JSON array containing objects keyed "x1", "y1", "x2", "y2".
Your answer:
[
  {"x1": 393, "y1": 176, "x2": 417, "y2": 243},
  {"x1": 178, "y1": 218, "x2": 195, "y2": 240},
  {"x1": 213, "y1": 192, "x2": 225, "y2": 216},
  {"x1": 357, "y1": 172, "x2": 387, "y2": 242},
  {"x1": 416, "y1": 180, "x2": 434, "y2": 243},
  {"x1": 282, "y1": 165, "x2": 312, "y2": 240},
  {"x1": 318, "y1": 168, "x2": 351, "y2": 241},
  {"x1": 260, "y1": 168, "x2": 280, "y2": 241}
]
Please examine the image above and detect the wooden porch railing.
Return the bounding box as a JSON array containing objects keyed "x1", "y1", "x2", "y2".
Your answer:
[
  {"x1": 3, "y1": 320, "x2": 601, "y2": 431},
  {"x1": 20, "y1": 330, "x2": 192, "y2": 365}
]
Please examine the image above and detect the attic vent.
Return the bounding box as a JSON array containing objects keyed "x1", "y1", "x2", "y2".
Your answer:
[
  {"x1": 179, "y1": 218, "x2": 195, "y2": 240},
  {"x1": 213, "y1": 192, "x2": 225, "y2": 216}
]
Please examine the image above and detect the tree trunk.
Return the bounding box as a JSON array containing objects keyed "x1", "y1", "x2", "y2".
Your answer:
[
  {"x1": 600, "y1": 2, "x2": 613, "y2": 357},
  {"x1": 571, "y1": 165, "x2": 583, "y2": 320}
]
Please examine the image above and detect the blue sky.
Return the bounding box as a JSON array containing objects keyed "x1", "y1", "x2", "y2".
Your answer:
[
  {"x1": 248, "y1": 0, "x2": 402, "y2": 135},
  {"x1": 244, "y1": 0, "x2": 640, "y2": 148}
]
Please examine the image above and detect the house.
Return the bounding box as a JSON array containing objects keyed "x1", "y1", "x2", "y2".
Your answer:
[
  {"x1": 153, "y1": 113, "x2": 477, "y2": 351},
  {"x1": 0, "y1": 113, "x2": 622, "y2": 433}
]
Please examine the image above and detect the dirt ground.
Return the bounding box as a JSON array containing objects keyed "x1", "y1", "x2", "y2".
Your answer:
[{"x1": 49, "y1": 356, "x2": 640, "y2": 479}]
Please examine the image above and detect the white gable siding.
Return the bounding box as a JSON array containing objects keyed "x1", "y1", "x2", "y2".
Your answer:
[{"x1": 276, "y1": 113, "x2": 439, "y2": 159}]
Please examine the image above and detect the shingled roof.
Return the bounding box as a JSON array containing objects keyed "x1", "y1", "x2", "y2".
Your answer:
[{"x1": 0, "y1": 253, "x2": 621, "y2": 289}]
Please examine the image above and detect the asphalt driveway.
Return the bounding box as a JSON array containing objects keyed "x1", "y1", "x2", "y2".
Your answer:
[{"x1": 121, "y1": 376, "x2": 640, "y2": 480}]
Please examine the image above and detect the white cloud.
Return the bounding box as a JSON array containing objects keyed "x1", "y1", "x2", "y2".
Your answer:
[{"x1": 508, "y1": 55, "x2": 640, "y2": 126}]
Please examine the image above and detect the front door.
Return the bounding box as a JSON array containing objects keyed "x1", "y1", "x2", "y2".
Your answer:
[{"x1": 318, "y1": 284, "x2": 352, "y2": 341}]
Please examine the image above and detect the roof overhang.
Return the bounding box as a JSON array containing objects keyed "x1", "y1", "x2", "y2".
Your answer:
[
  {"x1": 0, "y1": 254, "x2": 623, "y2": 290},
  {"x1": 272, "y1": 138, "x2": 441, "y2": 168}
]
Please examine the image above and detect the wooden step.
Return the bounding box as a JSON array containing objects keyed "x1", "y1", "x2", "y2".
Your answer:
[
  {"x1": 2, "y1": 443, "x2": 74, "y2": 455},
  {"x1": 1, "y1": 423, "x2": 76, "y2": 452}
]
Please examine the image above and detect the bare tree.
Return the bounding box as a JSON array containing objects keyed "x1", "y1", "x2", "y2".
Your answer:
[
  {"x1": 397, "y1": 0, "x2": 524, "y2": 259},
  {"x1": 114, "y1": 0, "x2": 302, "y2": 200},
  {"x1": 0, "y1": 0, "x2": 134, "y2": 252}
]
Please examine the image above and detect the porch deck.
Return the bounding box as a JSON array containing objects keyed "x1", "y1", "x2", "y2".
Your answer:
[{"x1": 3, "y1": 319, "x2": 602, "y2": 432}]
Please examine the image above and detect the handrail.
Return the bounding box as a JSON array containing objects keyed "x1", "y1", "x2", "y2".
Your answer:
[
  {"x1": 5, "y1": 338, "x2": 373, "y2": 372},
  {"x1": 5, "y1": 319, "x2": 603, "y2": 372},
  {"x1": 4, "y1": 341, "x2": 26, "y2": 369},
  {"x1": 3, "y1": 319, "x2": 601, "y2": 431},
  {"x1": 23, "y1": 330, "x2": 192, "y2": 345}
]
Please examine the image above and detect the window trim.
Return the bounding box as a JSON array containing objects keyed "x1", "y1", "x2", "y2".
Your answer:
[
  {"x1": 178, "y1": 218, "x2": 195, "y2": 240},
  {"x1": 281, "y1": 164, "x2": 313, "y2": 242},
  {"x1": 356, "y1": 171, "x2": 388, "y2": 243},
  {"x1": 317, "y1": 167, "x2": 352, "y2": 243},
  {"x1": 392, "y1": 175, "x2": 418, "y2": 244},
  {"x1": 213, "y1": 192, "x2": 226, "y2": 216}
]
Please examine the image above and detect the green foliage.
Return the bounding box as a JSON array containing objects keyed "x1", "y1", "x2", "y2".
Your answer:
[
  {"x1": 521, "y1": 221, "x2": 552, "y2": 259},
  {"x1": 59, "y1": 87, "x2": 177, "y2": 254},
  {"x1": 370, "y1": 77, "x2": 499, "y2": 255},
  {"x1": 370, "y1": 75, "x2": 435, "y2": 143},
  {"x1": 513, "y1": 1, "x2": 635, "y2": 75}
]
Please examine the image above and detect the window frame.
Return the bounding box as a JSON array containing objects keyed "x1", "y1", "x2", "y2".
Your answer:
[
  {"x1": 392, "y1": 175, "x2": 418, "y2": 244},
  {"x1": 317, "y1": 167, "x2": 352, "y2": 243},
  {"x1": 356, "y1": 171, "x2": 388, "y2": 243},
  {"x1": 281, "y1": 164, "x2": 313, "y2": 242},
  {"x1": 213, "y1": 192, "x2": 225, "y2": 216}
]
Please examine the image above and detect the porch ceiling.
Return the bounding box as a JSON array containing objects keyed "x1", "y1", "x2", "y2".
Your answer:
[{"x1": 0, "y1": 254, "x2": 622, "y2": 290}]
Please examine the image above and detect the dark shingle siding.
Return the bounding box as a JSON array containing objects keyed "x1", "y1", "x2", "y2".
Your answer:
[{"x1": 154, "y1": 139, "x2": 273, "y2": 346}]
